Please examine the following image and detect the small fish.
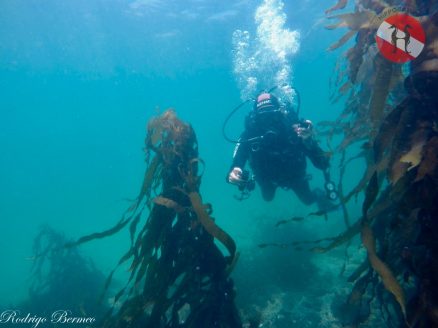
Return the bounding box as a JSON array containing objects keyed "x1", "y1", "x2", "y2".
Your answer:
[
  {"x1": 310, "y1": 247, "x2": 326, "y2": 253},
  {"x1": 275, "y1": 216, "x2": 305, "y2": 227},
  {"x1": 275, "y1": 220, "x2": 288, "y2": 227},
  {"x1": 308, "y1": 210, "x2": 327, "y2": 217}
]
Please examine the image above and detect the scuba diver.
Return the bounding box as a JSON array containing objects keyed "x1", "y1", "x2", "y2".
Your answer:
[{"x1": 226, "y1": 91, "x2": 337, "y2": 206}]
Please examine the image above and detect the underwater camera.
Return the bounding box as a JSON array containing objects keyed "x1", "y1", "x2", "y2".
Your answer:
[
  {"x1": 239, "y1": 170, "x2": 255, "y2": 191},
  {"x1": 235, "y1": 170, "x2": 255, "y2": 200}
]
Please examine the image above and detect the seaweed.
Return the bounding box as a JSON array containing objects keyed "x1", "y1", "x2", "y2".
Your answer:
[
  {"x1": 67, "y1": 109, "x2": 241, "y2": 327},
  {"x1": 260, "y1": 3, "x2": 438, "y2": 326},
  {"x1": 21, "y1": 226, "x2": 107, "y2": 318},
  {"x1": 322, "y1": 1, "x2": 438, "y2": 325},
  {"x1": 415, "y1": 136, "x2": 438, "y2": 182},
  {"x1": 362, "y1": 223, "x2": 407, "y2": 321},
  {"x1": 188, "y1": 191, "x2": 237, "y2": 259},
  {"x1": 325, "y1": 0, "x2": 349, "y2": 15}
]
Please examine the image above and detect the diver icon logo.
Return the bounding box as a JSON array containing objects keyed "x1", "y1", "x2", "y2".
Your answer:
[
  {"x1": 389, "y1": 23, "x2": 412, "y2": 53},
  {"x1": 376, "y1": 13, "x2": 425, "y2": 63}
]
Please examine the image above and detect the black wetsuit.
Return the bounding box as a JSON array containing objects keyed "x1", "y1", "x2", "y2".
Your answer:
[{"x1": 230, "y1": 109, "x2": 329, "y2": 203}]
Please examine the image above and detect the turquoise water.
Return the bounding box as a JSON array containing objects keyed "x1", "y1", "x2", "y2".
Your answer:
[{"x1": 0, "y1": 0, "x2": 363, "y2": 325}]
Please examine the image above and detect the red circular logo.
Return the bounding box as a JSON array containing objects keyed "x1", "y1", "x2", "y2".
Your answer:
[{"x1": 375, "y1": 13, "x2": 426, "y2": 63}]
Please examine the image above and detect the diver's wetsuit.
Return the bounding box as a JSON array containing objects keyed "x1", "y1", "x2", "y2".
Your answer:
[{"x1": 231, "y1": 109, "x2": 329, "y2": 203}]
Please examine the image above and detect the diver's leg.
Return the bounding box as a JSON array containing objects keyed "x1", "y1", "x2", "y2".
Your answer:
[
  {"x1": 257, "y1": 176, "x2": 276, "y2": 202},
  {"x1": 290, "y1": 178, "x2": 315, "y2": 205},
  {"x1": 292, "y1": 178, "x2": 335, "y2": 210}
]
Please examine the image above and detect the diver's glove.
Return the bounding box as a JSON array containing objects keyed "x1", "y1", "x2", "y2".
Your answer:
[
  {"x1": 228, "y1": 167, "x2": 255, "y2": 200},
  {"x1": 228, "y1": 167, "x2": 255, "y2": 191},
  {"x1": 293, "y1": 120, "x2": 313, "y2": 140},
  {"x1": 228, "y1": 167, "x2": 244, "y2": 185}
]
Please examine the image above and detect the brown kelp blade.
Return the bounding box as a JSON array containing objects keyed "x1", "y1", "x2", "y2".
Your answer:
[
  {"x1": 362, "y1": 171, "x2": 378, "y2": 219},
  {"x1": 310, "y1": 220, "x2": 361, "y2": 253},
  {"x1": 327, "y1": 30, "x2": 356, "y2": 51},
  {"x1": 137, "y1": 155, "x2": 161, "y2": 208},
  {"x1": 325, "y1": 0, "x2": 348, "y2": 14},
  {"x1": 189, "y1": 192, "x2": 236, "y2": 260},
  {"x1": 361, "y1": 224, "x2": 407, "y2": 320},
  {"x1": 153, "y1": 196, "x2": 186, "y2": 213},
  {"x1": 369, "y1": 58, "x2": 394, "y2": 135},
  {"x1": 65, "y1": 215, "x2": 133, "y2": 248},
  {"x1": 326, "y1": 11, "x2": 373, "y2": 32},
  {"x1": 415, "y1": 136, "x2": 438, "y2": 182}
]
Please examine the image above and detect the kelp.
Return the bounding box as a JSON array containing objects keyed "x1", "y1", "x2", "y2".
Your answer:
[
  {"x1": 361, "y1": 224, "x2": 407, "y2": 320},
  {"x1": 322, "y1": 1, "x2": 438, "y2": 325},
  {"x1": 323, "y1": 0, "x2": 405, "y2": 163},
  {"x1": 368, "y1": 57, "x2": 395, "y2": 134},
  {"x1": 323, "y1": 0, "x2": 410, "y2": 211},
  {"x1": 361, "y1": 172, "x2": 408, "y2": 321},
  {"x1": 362, "y1": 171, "x2": 378, "y2": 220},
  {"x1": 260, "y1": 215, "x2": 362, "y2": 253},
  {"x1": 387, "y1": 110, "x2": 434, "y2": 185},
  {"x1": 310, "y1": 221, "x2": 361, "y2": 253},
  {"x1": 347, "y1": 259, "x2": 369, "y2": 283},
  {"x1": 153, "y1": 195, "x2": 186, "y2": 213},
  {"x1": 341, "y1": 270, "x2": 374, "y2": 326},
  {"x1": 68, "y1": 109, "x2": 241, "y2": 328},
  {"x1": 267, "y1": 169, "x2": 390, "y2": 255},
  {"x1": 415, "y1": 136, "x2": 438, "y2": 182},
  {"x1": 188, "y1": 191, "x2": 236, "y2": 259},
  {"x1": 311, "y1": 182, "x2": 398, "y2": 254},
  {"x1": 65, "y1": 215, "x2": 133, "y2": 249},
  {"x1": 325, "y1": 0, "x2": 348, "y2": 15},
  {"x1": 23, "y1": 226, "x2": 107, "y2": 318},
  {"x1": 258, "y1": 236, "x2": 337, "y2": 250}
]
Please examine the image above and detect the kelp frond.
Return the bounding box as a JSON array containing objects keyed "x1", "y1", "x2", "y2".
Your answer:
[
  {"x1": 325, "y1": 0, "x2": 349, "y2": 15},
  {"x1": 321, "y1": 1, "x2": 438, "y2": 326},
  {"x1": 361, "y1": 224, "x2": 407, "y2": 320},
  {"x1": 69, "y1": 110, "x2": 241, "y2": 327}
]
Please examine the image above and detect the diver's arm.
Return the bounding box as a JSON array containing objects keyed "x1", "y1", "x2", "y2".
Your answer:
[
  {"x1": 304, "y1": 136, "x2": 338, "y2": 199},
  {"x1": 304, "y1": 138, "x2": 330, "y2": 171},
  {"x1": 227, "y1": 132, "x2": 250, "y2": 185},
  {"x1": 293, "y1": 119, "x2": 337, "y2": 199},
  {"x1": 293, "y1": 119, "x2": 330, "y2": 171},
  {"x1": 231, "y1": 135, "x2": 250, "y2": 169}
]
